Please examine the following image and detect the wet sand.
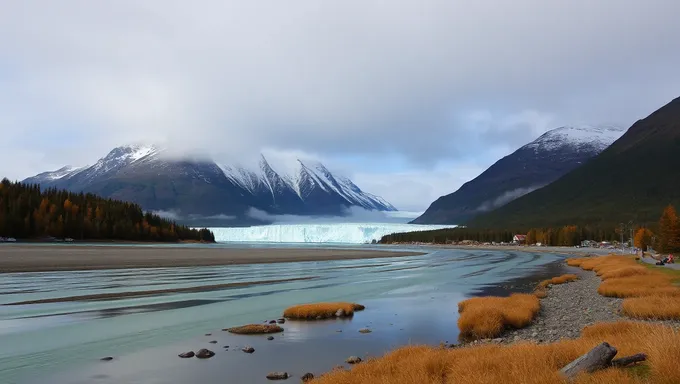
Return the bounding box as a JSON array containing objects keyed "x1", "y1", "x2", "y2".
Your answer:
[{"x1": 0, "y1": 245, "x2": 424, "y2": 273}]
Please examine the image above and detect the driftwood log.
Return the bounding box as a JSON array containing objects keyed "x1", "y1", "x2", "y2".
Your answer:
[
  {"x1": 560, "y1": 342, "x2": 618, "y2": 380},
  {"x1": 611, "y1": 353, "x2": 647, "y2": 367},
  {"x1": 560, "y1": 342, "x2": 648, "y2": 381}
]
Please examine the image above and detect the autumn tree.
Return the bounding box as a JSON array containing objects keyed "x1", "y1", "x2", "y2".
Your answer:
[
  {"x1": 633, "y1": 227, "x2": 653, "y2": 251},
  {"x1": 658, "y1": 205, "x2": 680, "y2": 253}
]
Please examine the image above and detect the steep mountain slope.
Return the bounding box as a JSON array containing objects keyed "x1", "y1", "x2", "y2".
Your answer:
[
  {"x1": 24, "y1": 146, "x2": 396, "y2": 225},
  {"x1": 467, "y1": 96, "x2": 680, "y2": 229},
  {"x1": 411, "y1": 125, "x2": 624, "y2": 224}
]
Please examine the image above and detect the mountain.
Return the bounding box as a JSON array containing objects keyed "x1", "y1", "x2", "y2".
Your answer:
[
  {"x1": 23, "y1": 145, "x2": 396, "y2": 225},
  {"x1": 467, "y1": 96, "x2": 680, "y2": 229},
  {"x1": 411, "y1": 125, "x2": 625, "y2": 224}
]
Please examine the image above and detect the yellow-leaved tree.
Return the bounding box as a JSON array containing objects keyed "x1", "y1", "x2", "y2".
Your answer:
[
  {"x1": 658, "y1": 205, "x2": 680, "y2": 253},
  {"x1": 634, "y1": 227, "x2": 653, "y2": 251}
]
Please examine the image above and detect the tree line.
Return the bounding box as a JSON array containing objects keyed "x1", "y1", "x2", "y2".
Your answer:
[
  {"x1": 0, "y1": 179, "x2": 214, "y2": 242},
  {"x1": 380, "y1": 204, "x2": 680, "y2": 252}
]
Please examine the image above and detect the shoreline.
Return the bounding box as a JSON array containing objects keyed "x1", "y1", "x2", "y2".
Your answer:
[{"x1": 0, "y1": 245, "x2": 426, "y2": 273}]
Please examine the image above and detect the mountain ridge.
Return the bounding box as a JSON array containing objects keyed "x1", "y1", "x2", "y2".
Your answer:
[
  {"x1": 23, "y1": 145, "x2": 396, "y2": 225},
  {"x1": 411, "y1": 125, "x2": 625, "y2": 225}
]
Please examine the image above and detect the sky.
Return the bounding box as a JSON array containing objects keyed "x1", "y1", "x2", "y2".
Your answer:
[{"x1": 2, "y1": 1, "x2": 680, "y2": 211}]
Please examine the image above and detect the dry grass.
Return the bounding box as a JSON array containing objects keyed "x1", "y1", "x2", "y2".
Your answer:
[
  {"x1": 566, "y1": 255, "x2": 680, "y2": 320},
  {"x1": 457, "y1": 294, "x2": 540, "y2": 339},
  {"x1": 312, "y1": 321, "x2": 680, "y2": 384},
  {"x1": 283, "y1": 302, "x2": 362, "y2": 319},
  {"x1": 538, "y1": 274, "x2": 579, "y2": 288},
  {"x1": 225, "y1": 324, "x2": 283, "y2": 334}
]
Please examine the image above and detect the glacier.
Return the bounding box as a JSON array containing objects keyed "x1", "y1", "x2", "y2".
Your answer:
[{"x1": 210, "y1": 223, "x2": 456, "y2": 244}]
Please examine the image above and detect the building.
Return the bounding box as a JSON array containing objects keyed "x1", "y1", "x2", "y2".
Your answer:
[
  {"x1": 512, "y1": 234, "x2": 527, "y2": 244},
  {"x1": 581, "y1": 240, "x2": 597, "y2": 248}
]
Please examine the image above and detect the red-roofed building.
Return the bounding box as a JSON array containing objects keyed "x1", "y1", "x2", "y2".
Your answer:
[{"x1": 512, "y1": 234, "x2": 527, "y2": 244}]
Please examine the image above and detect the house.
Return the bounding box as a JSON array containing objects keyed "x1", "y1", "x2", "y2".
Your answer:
[{"x1": 512, "y1": 234, "x2": 527, "y2": 244}]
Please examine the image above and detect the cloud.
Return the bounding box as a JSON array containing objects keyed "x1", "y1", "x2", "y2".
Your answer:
[
  {"x1": 2, "y1": 0, "x2": 680, "y2": 210},
  {"x1": 475, "y1": 185, "x2": 544, "y2": 212},
  {"x1": 246, "y1": 206, "x2": 419, "y2": 224}
]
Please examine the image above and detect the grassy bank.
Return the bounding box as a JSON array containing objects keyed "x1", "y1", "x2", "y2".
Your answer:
[{"x1": 283, "y1": 302, "x2": 365, "y2": 320}]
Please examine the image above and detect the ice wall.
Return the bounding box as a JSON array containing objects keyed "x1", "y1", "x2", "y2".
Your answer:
[{"x1": 210, "y1": 223, "x2": 456, "y2": 244}]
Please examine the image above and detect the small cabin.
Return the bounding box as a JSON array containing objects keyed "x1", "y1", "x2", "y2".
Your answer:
[{"x1": 512, "y1": 234, "x2": 527, "y2": 244}]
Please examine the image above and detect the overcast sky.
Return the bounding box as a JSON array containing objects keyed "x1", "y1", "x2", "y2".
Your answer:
[{"x1": 2, "y1": 1, "x2": 680, "y2": 211}]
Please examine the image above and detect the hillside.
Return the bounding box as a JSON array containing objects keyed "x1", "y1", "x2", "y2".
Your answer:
[
  {"x1": 0, "y1": 179, "x2": 214, "y2": 242},
  {"x1": 412, "y1": 125, "x2": 623, "y2": 224},
  {"x1": 23, "y1": 146, "x2": 396, "y2": 226},
  {"x1": 467, "y1": 96, "x2": 680, "y2": 229}
]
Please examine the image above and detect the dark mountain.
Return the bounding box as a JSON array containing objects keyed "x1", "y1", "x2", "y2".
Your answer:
[
  {"x1": 411, "y1": 125, "x2": 624, "y2": 224},
  {"x1": 467, "y1": 96, "x2": 680, "y2": 229},
  {"x1": 23, "y1": 145, "x2": 396, "y2": 226}
]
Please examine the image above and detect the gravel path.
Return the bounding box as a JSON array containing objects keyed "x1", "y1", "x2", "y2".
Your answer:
[{"x1": 504, "y1": 269, "x2": 623, "y2": 344}]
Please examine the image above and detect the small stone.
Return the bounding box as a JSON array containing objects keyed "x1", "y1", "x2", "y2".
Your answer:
[
  {"x1": 267, "y1": 336, "x2": 274, "y2": 340},
  {"x1": 346, "y1": 356, "x2": 362, "y2": 364},
  {"x1": 242, "y1": 346, "x2": 255, "y2": 354},
  {"x1": 492, "y1": 338, "x2": 503, "y2": 343},
  {"x1": 269, "y1": 320, "x2": 278, "y2": 324},
  {"x1": 209, "y1": 340, "x2": 217, "y2": 344},
  {"x1": 531, "y1": 332, "x2": 538, "y2": 338},
  {"x1": 266, "y1": 372, "x2": 289, "y2": 380},
  {"x1": 301, "y1": 372, "x2": 315, "y2": 382},
  {"x1": 315, "y1": 316, "x2": 323, "y2": 320},
  {"x1": 204, "y1": 333, "x2": 212, "y2": 336},
  {"x1": 223, "y1": 346, "x2": 229, "y2": 348},
  {"x1": 336, "y1": 330, "x2": 342, "y2": 333},
  {"x1": 277, "y1": 318, "x2": 286, "y2": 324},
  {"x1": 178, "y1": 351, "x2": 195, "y2": 358},
  {"x1": 195, "y1": 349, "x2": 215, "y2": 359},
  {"x1": 100, "y1": 357, "x2": 114, "y2": 361},
  {"x1": 335, "y1": 309, "x2": 346, "y2": 317},
  {"x1": 359, "y1": 328, "x2": 372, "y2": 334},
  {"x1": 514, "y1": 335, "x2": 521, "y2": 341}
]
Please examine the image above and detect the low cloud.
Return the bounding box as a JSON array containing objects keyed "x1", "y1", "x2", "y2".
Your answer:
[
  {"x1": 246, "y1": 206, "x2": 420, "y2": 225},
  {"x1": 476, "y1": 185, "x2": 544, "y2": 212}
]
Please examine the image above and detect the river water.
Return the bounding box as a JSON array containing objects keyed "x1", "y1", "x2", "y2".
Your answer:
[{"x1": 0, "y1": 244, "x2": 566, "y2": 384}]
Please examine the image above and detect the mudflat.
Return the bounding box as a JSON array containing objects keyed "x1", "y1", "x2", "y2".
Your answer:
[{"x1": 0, "y1": 245, "x2": 424, "y2": 273}]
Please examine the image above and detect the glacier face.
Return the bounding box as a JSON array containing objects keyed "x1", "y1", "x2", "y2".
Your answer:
[{"x1": 210, "y1": 223, "x2": 455, "y2": 244}]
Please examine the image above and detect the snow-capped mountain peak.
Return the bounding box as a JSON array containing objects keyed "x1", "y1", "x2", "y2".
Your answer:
[{"x1": 525, "y1": 125, "x2": 625, "y2": 152}]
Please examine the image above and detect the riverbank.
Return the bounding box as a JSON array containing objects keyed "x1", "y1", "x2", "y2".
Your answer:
[
  {"x1": 391, "y1": 243, "x2": 613, "y2": 256},
  {"x1": 0, "y1": 245, "x2": 425, "y2": 273}
]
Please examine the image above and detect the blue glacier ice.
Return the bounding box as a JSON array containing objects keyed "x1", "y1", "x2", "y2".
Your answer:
[{"x1": 209, "y1": 223, "x2": 456, "y2": 244}]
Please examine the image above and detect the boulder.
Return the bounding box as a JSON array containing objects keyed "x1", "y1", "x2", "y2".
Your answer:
[
  {"x1": 346, "y1": 356, "x2": 362, "y2": 364},
  {"x1": 266, "y1": 372, "x2": 289, "y2": 380},
  {"x1": 359, "y1": 328, "x2": 372, "y2": 334},
  {"x1": 301, "y1": 372, "x2": 315, "y2": 382},
  {"x1": 195, "y1": 349, "x2": 215, "y2": 359},
  {"x1": 242, "y1": 346, "x2": 255, "y2": 354},
  {"x1": 277, "y1": 318, "x2": 286, "y2": 324},
  {"x1": 100, "y1": 357, "x2": 114, "y2": 361},
  {"x1": 178, "y1": 351, "x2": 195, "y2": 358},
  {"x1": 209, "y1": 340, "x2": 217, "y2": 344},
  {"x1": 267, "y1": 336, "x2": 275, "y2": 340},
  {"x1": 269, "y1": 320, "x2": 278, "y2": 324}
]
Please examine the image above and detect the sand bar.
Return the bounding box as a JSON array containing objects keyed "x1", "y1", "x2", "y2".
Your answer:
[{"x1": 0, "y1": 245, "x2": 424, "y2": 273}]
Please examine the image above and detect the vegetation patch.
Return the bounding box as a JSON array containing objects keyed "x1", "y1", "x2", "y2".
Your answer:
[
  {"x1": 457, "y1": 293, "x2": 540, "y2": 340},
  {"x1": 567, "y1": 255, "x2": 680, "y2": 320},
  {"x1": 538, "y1": 274, "x2": 579, "y2": 288},
  {"x1": 225, "y1": 324, "x2": 283, "y2": 334},
  {"x1": 312, "y1": 321, "x2": 679, "y2": 384},
  {"x1": 283, "y1": 302, "x2": 363, "y2": 320}
]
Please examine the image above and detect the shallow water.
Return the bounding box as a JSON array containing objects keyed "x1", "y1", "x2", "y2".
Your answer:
[{"x1": 0, "y1": 245, "x2": 564, "y2": 384}]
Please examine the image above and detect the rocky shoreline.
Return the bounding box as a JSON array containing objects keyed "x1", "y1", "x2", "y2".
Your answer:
[{"x1": 463, "y1": 262, "x2": 680, "y2": 347}]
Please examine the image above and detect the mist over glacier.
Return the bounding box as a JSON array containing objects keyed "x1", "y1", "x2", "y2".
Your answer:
[{"x1": 210, "y1": 223, "x2": 455, "y2": 244}]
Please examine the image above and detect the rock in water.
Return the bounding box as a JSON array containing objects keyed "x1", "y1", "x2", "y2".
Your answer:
[
  {"x1": 266, "y1": 372, "x2": 289, "y2": 380},
  {"x1": 346, "y1": 356, "x2": 362, "y2": 364},
  {"x1": 358, "y1": 328, "x2": 372, "y2": 334},
  {"x1": 100, "y1": 357, "x2": 114, "y2": 361},
  {"x1": 301, "y1": 372, "x2": 315, "y2": 382},
  {"x1": 277, "y1": 318, "x2": 286, "y2": 324},
  {"x1": 335, "y1": 309, "x2": 345, "y2": 317},
  {"x1": 209, "y1": 340, "x2": 217, "y2": 344},
  {"x1": 178, "y1": 351, "x2": 195, "y2": 358},
  {"x1": 242, "y1": 346, "x2": 255, "y2": 354},
  {"x1": 267, "y1": 336, "x2": 275, "y2": 340},
  {"x1": 269, "y1": 320, "x2": 278, "y2": 324},
  {"x1": 195, "y1": 349, "x2": 215, "y2": 359}
]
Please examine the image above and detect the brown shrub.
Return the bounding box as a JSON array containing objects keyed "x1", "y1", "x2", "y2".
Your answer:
[
  {"x1": 283, "y1": 302, "x2": 360, "y2": 319},
  {"x1": 538, "y1": 274, "x2": 579, "y2": 288},
  {"x1": 457, "y1": 294, "x2": 539, "y2": 340}
]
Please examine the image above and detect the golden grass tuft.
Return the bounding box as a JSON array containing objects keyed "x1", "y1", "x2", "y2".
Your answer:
[
  {"x1": 283, "y1": 302, "x2": 362, "y2": 319},
  {"x1": 225, "y1": 324, "x2": 283, "y2": 334},
  {"x1": 622, "y1": 296, "x2": 680, "y2": 320},
  {"x1": 457, "y1": 293, "x2": 540, "y2": 339},
  {"x1": 312, "y1": 321, "x2": 680, "y2": 384},
  {"x1": 538, "y1": 274, "x2": 579, "y2": 288}
]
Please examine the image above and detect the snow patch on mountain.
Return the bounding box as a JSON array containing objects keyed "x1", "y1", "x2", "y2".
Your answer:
[{"x1": 524, "y1": 125, "x2": 625, "y2": 152}]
